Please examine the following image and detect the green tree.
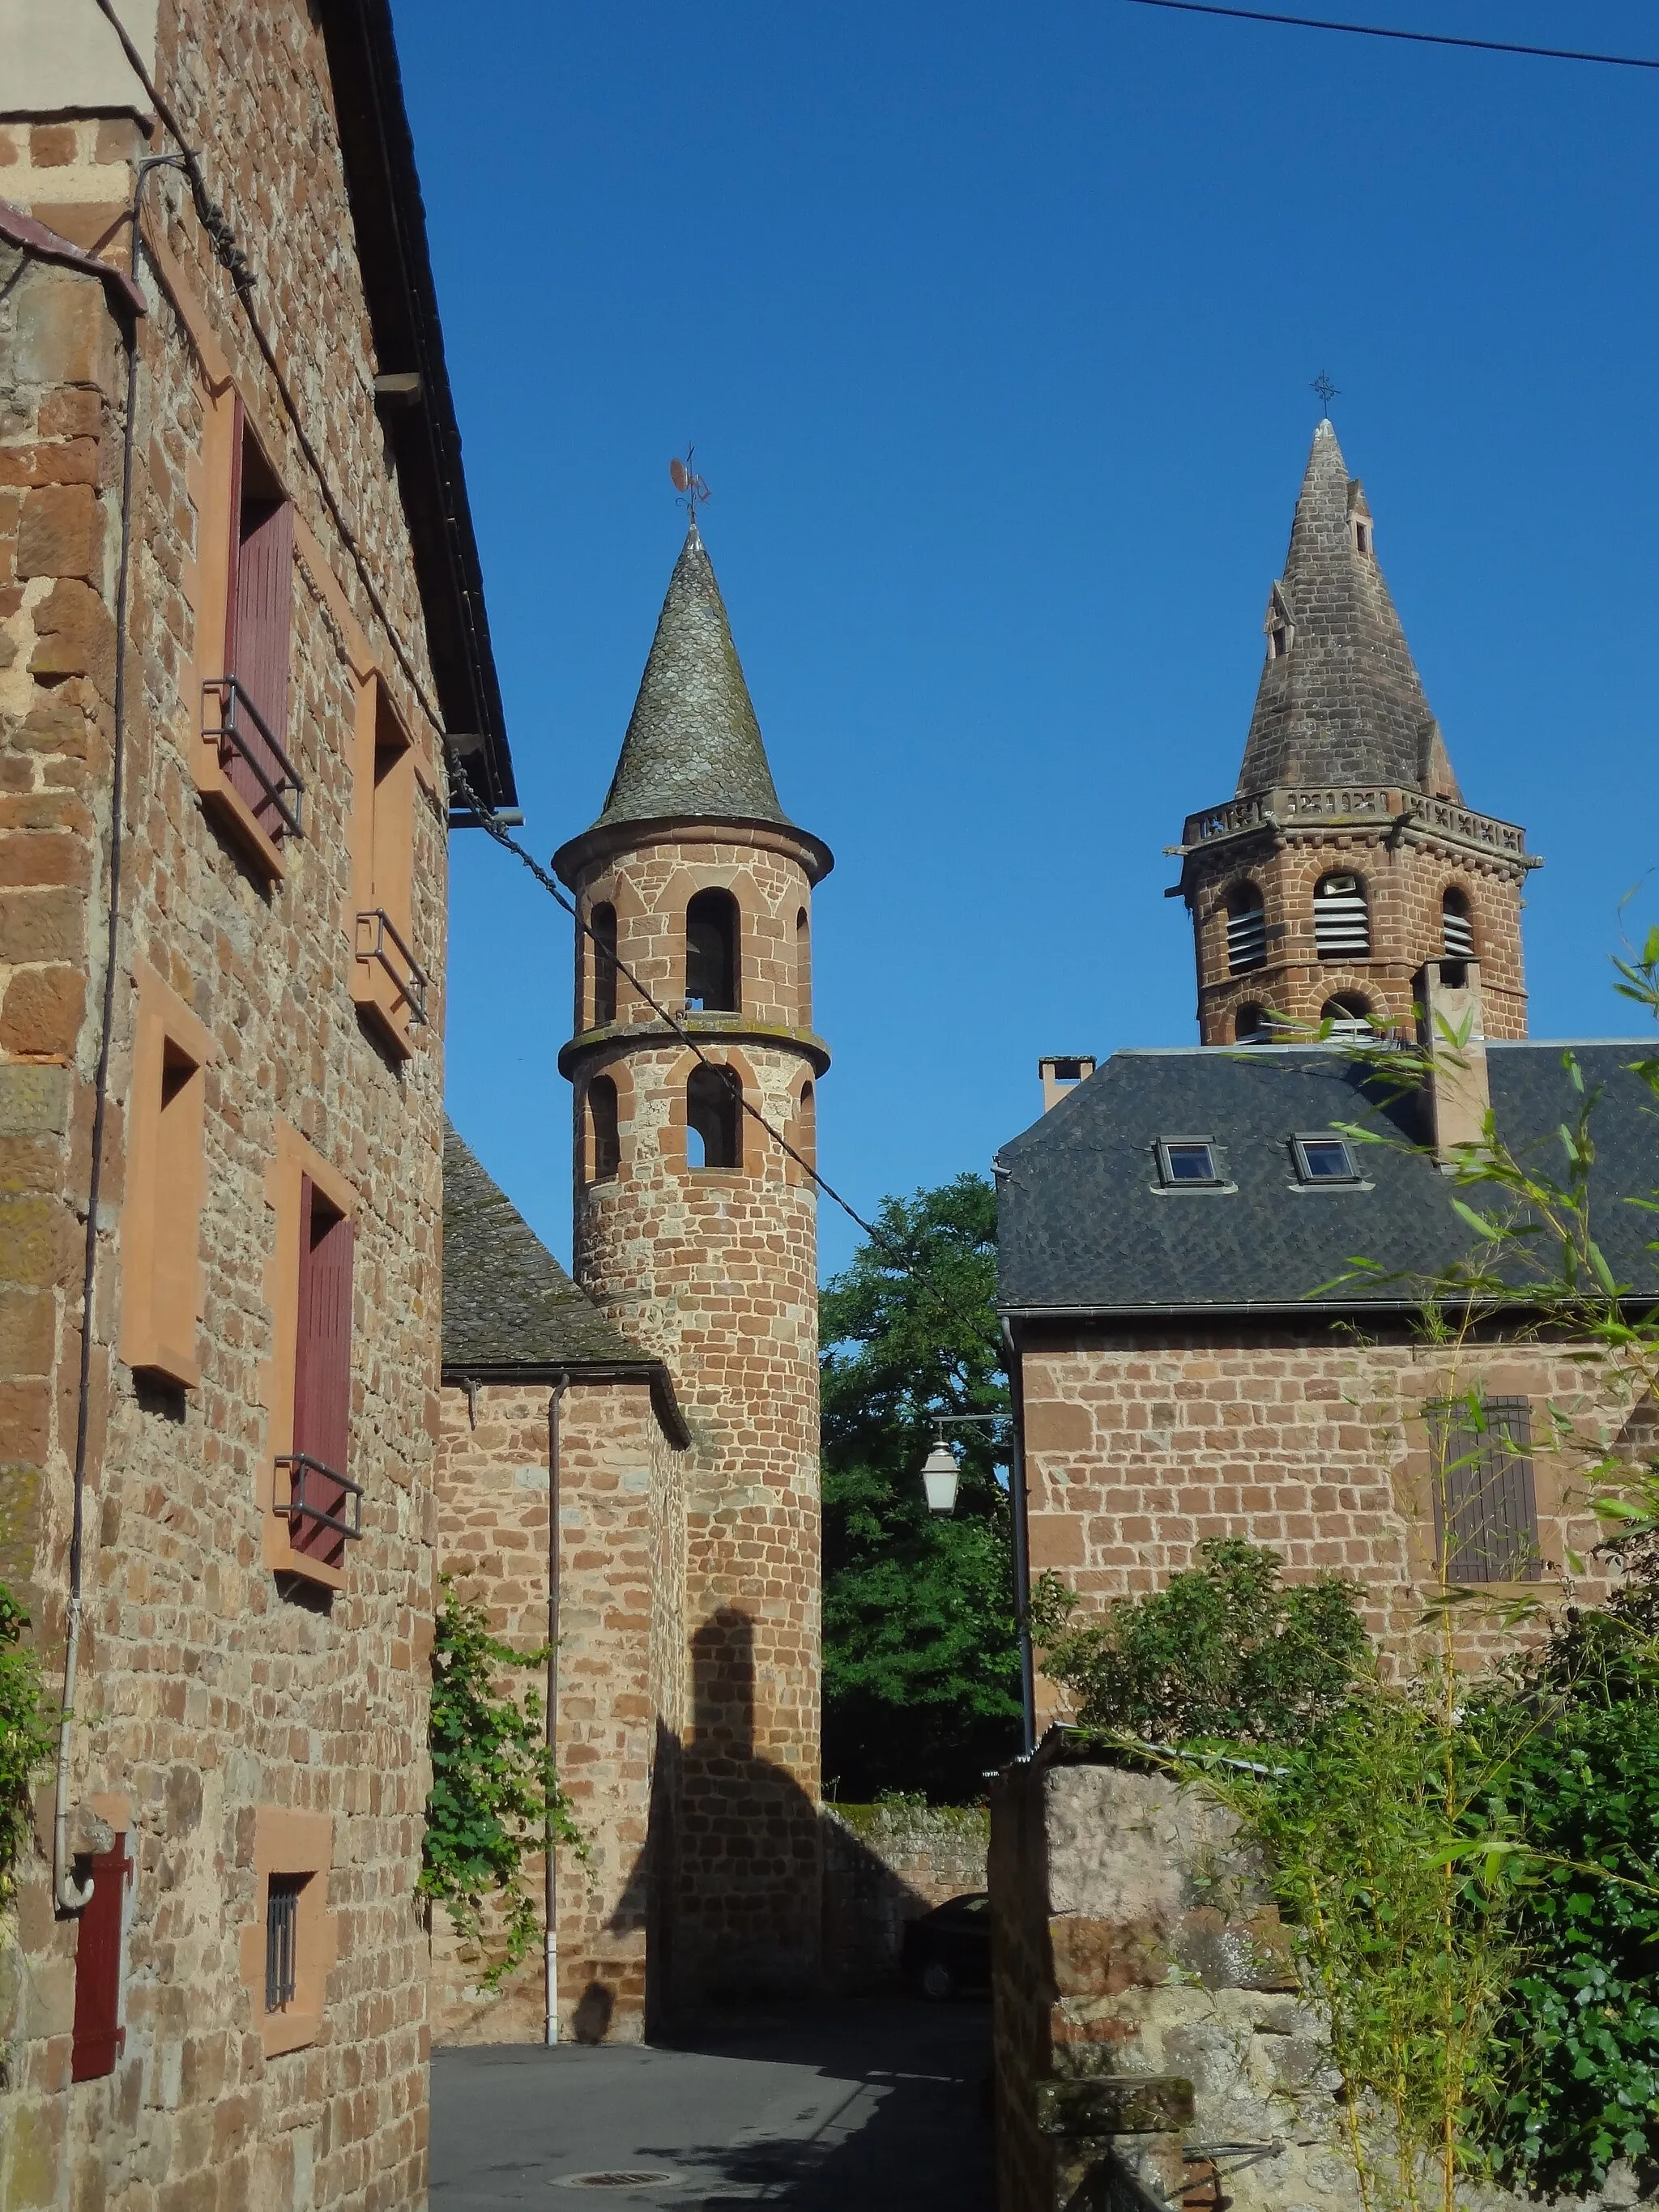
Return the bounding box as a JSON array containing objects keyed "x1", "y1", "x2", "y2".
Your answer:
[{"x1": 820, "y1": 1174, "x2": 1020, "y2": 1802}]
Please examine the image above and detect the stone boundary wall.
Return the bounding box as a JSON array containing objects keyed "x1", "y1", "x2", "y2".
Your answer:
[
  {"x1": 989, "y1": 1742, "x2": 1651, "y2": 2212},
  {"x1": 821, "y1": 1803, "x2": 987, "y2": 1991}
]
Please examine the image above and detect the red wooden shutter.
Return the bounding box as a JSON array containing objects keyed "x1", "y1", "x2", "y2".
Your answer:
[
  {"x1": 1434, "y1": 1396, "x2": 1540, "y2": 1583},
  {"x1": 71, "y1": 1835, "x2": 132, "y2": 2082},
  {"x1": 228, "y1": 425, "x2": 294, "y2": 837},
  {"x1": 222, "y1": 396, "x2": 245, "y2": 675},
  {"x1": 291, "y1": 1177, "x2": 355, "y2": 1569}
]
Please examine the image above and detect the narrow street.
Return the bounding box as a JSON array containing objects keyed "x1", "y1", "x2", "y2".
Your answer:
[{"x1": 431, "y1": 1998, "x2": 994, "y2": 2212}]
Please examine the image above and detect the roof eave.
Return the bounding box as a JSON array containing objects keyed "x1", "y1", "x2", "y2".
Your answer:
[{"x1": 440, "y1": 1357, "x2": 692, "y2": 1449}]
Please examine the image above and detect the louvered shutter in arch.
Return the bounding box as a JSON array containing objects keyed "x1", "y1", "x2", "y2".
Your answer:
[
  {"x1": 1443, "y1": 897, "x2": 1476, "y2": 961},
  {"x1": 292, "y1": 1177, "x2": 354, "y2": 1569},
  {"x1": 70, "y1": 1835, "x2": 132, "y2": 2081},
  {"x1": 1314, "y1": 875, "x2": 1371, "y2": 960},
  {"x1": 1226, "y1": 885, "x2": 1266, "y2": 974},
  {"x1": 228, "y1": 420, "x2": 295, "y2": 837},
  {"x1": 1433, "y1": 1396, "x2": 1539, "y2": 1583}
]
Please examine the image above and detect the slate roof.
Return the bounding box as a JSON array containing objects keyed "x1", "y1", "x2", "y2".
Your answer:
[
  {"x1": 442, "y1": 1122, "x2": 663, "y2": 1372},
  {"x1": 1235, "y1": 421, "x2": 1458, "y2": 800},
  {"x1": 996, "y1": 1042, "x2": 1659, "y2": 1318},
  {"x1": 591, "y1": 524, "x2": 792, "y2": 833}
]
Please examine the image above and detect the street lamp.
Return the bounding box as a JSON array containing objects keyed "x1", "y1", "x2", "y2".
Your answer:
[{"x1": 920, "y1": 1441, "x2": 961, "y2": 1515}]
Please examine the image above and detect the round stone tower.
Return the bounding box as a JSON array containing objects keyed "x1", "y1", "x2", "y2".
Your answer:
[
  {"x1": 554, "y1": 523, "x2": 831, "y2": 2001},
  {"x1": 1171, "y1": 420, "x2": 1539, "y2": 1044}
]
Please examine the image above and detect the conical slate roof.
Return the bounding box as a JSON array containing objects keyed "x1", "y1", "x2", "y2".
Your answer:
[
  {"x1": 1235, "y1": 421, "x2": 1461, "y2": 801},
  {"x1": 593, "y1": 524, "x2": 791, "y2": 832}
]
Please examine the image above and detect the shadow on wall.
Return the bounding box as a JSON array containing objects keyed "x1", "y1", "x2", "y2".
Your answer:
[{"x1": 590, "y1": 1608, "x2": 940, "y2": 2035}]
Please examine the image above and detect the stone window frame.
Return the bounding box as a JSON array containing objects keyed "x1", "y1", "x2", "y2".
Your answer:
[
  {"x1": 258, "y1": 1123, "x2": 359, "y2": 1591},
  {"x1": 118, "y1": 957, "x2": 217, "y2": 1390},
  {"x1": 237, "y1": 1808, "x2": 338, "y2": 2059}
]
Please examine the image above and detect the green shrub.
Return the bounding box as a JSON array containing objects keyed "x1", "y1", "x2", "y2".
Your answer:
[
  {"x1": 420, "y1": 1578, "x2": 584, "y2": 1990},
  {"x1": 1031, "y1": 1536, "x2": 1369, "y2": 1747},
  {"x1": 0, "y1": 1583, "x2": 49, "y2": 1912}
]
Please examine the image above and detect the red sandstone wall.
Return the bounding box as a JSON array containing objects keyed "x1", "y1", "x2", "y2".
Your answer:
[
  {"x1": 1020, "y1": 1329, "x2": 1627, "y2": 1725},
  {"x1": 1, "y1": 11, "x2": 450, "y2": 2200},
  {"x1": 431, "y1": 1378, "x2": 684, "y2": 2045}
]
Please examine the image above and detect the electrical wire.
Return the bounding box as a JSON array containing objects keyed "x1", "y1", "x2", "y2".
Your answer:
[{"x1": 1115, "y1": 0, "x2": 1659, "y2": 70}]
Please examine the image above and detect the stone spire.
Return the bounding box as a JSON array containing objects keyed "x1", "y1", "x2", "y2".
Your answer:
[
  {"x1": 593, "y1": 523, "x2": 792, "y2": 832},
  {"x1": 1235, "y1": 420, "x2": 1461, "y2": 802}
]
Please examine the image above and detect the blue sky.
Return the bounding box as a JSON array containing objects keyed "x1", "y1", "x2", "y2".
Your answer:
[{"x1": 399, "y1": 1, "x2": 1659, "y2": 1283}]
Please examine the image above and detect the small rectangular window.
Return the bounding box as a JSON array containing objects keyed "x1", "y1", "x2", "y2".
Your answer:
[
  {"x1": 1156, "y1": 1137, "x2": 1226, "y2": 1188},
  {"x1": 121, "y1": 962, "x2": 215, "y2": 1389},
  {"x1": 70, "y1": 1834, "x2": 133, "y2": 2081},
  {"x1": 266, "y1": 1874, "x2": 306, "y2": 2012},
  {"x1": 1292, "y1": 1134, "x2": 1362, "y2": 1185},
  {"x1": 1431, "y1": 1395, "x2": 1540, "y2": 1584}
]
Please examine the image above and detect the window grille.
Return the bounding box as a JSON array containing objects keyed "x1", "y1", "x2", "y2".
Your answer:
[
  {"x1": 1314, "y1": 874, "x2": 1370, "y2": 960},
  {"x1": 1226, "y1": 886, "x2": 1266, "y2": 974},
  {"x1": 266, "y1": 1875, "x2": 305, "y2": 2011},
  {"x1": 1442, "y1": 894, "x2": 1475, "y2": 961},
  {"x1": 1431, "y1": 1396, "x2": 1540, "y2": 1583}
]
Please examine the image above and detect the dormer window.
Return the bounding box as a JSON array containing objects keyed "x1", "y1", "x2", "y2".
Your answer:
[
  {"x1": 1292, "y1": 1133, "x2": 1363, "y2": 1185},
  {"x1": 1264, "y1": 584, "x2": 1294, "y2": 662},
  {"x1": 1155, "y1": 1137, "x2": 1229, "y2": 1191},
  {"x1": 1354, "y1": 518, "x2": 1373, "y2": 557}
]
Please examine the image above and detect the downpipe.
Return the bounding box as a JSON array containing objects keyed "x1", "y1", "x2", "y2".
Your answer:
[{"x1": 545, "y1": 1375, "x2": 568, "y2": 2046}]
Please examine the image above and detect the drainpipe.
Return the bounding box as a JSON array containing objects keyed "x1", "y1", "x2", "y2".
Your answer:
[
  {"x1": 545, "y1": 1375, "x2": 568, "y2": 2046},
  {"x1": 50, "y1": 157, "x2": 177, "y2": 1915},
  {"x1": 1001, "y1": 1320, "x2": 1037, "y2": 1757}
]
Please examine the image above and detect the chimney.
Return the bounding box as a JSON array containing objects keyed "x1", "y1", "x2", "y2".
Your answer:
[
  {"x1": 1416, "y1": 959, "x2": 1491, "y2": 1166},
  {"x1": 1038, "y1": 1055, "x2": 1096, "y2": 1115}
]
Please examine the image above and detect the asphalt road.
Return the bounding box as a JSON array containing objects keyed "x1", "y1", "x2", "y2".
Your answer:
[{"x1": 431, "y1": 1997, "x2": 994, "y2": 2212}]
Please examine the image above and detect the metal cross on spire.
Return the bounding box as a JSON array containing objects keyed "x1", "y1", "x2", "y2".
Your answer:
[
  {"x1": 1311, "y1": 370, "x2": 1340, "y2": 418},
  {"x1": 669, "y1": 446, "x2": 710, "y2": 530}
]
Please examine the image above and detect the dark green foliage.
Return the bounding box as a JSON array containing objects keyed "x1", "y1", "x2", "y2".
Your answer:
[
  {"x1": 420, "y1": 1577, "x2": 583, "y2": 1989},
  {"x1": 820, "y1": 1175, "x2": 1021, "y2": 1802},
  {"x1": 0, "y1": 1583, "x2": 49, "y2": 1910},
  {"x1": 1031, "y1": 1537, "x2": 1369, "y2": 1747},
  {"x1": 1476, "y1": 1559, "x2": 1659, "y2": 2191}
]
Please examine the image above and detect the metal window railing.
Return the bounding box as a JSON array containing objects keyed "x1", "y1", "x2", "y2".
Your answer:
[
  {"x1": 275, "y1": 1452, "x2": 365, "y2": 1544},
  {"x1": 355, "y1": 907, "x2": 429, "y2": 1027},
  {"x1": 202, "y1": 676, "x2": 305, "y2": 839},
  {"x1": 265, "y1": 1876, "x2": 303, "y2": 2010}
]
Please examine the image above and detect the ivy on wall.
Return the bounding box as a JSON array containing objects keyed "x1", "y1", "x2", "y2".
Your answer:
[
  {"x1": 420, "y1": 1578, "x2": 584, "y2": 1991},
  {"x1": 0, "y1": 1585, "x2": 49, "y2": 1912}
]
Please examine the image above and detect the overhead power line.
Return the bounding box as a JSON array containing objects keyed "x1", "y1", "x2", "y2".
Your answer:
[{"x1": 1115, "y1": 0, "x2": 1659, "y2": 70}]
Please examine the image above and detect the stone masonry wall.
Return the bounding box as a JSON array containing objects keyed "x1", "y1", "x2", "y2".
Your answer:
[
  {"x1": 821, "y1": 1803, "x2": 988, "y2": 1991},
  {"x1": 1187, "y1": 828, "x2": 1528, "y2": 1044},
  {"x1": 2, "y1": 10, "x2": 452, "y2": 2201},
  {"x1": 565, "y1": 826, "x2": 825, "y2": 2003},
  {"x1": 429, "y1": 1377, "x2": 684, "y2": 2047},
  {"x1": 990, "y1": 1750, "x2": 1651, "y2": 2212},
  {"x1": 1020, "y1": 1324, "x2": 1629, "y2": 1727}
]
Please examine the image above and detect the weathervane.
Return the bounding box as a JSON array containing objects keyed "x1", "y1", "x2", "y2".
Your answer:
[
  {"x1": 1311, "y1": 370, "x2": 1339, "y2": 418},
  {"x1": 669, "y1": 446, "x2": 710, "y2": 529}
]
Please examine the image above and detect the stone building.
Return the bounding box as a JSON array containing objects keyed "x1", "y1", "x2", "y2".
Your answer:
[
  {"x1": 433, "y1": 522, "x2": 831, "y2": 2037},
  {"x1": 1, "y1": 3, "x2": 514, "y2": 2205},
  {"x1": 999, "y1": 423, "x2": 1657, "y2": 1717}
]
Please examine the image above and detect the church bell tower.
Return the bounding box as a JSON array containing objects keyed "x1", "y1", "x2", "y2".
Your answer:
[
  {"x1": 554, "y1": 522, "x2": 831, "y2": 2001},
  {"x1": 1171, "y1": 420, "x2": 1540, "y2": 1042}
]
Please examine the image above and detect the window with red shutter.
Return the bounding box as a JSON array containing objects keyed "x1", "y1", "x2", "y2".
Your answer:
[
  {"x1": 207, "y1": 403, "x2": 302, "y2": 842},
  {"x1": 70, "y1": 1835, "x2": 132, "y2": 2082},
  {"x1": 280, "y1": 1177, "x2": 360, "y2": 1571}
]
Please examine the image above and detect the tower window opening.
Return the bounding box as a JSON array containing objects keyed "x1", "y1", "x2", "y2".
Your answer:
[
  {"x1": 1314, "y1": 872, "x2": 1371, "y2": 961},
  {"x1": 1234, "y1": 1003, "x2": 1272, "y2": 1045},
  {"x1": 591, "y1": 902, "x2": 618, "y2": 1027},
  {"x1": 588, "y1": 1074, "x2": 620, "y2": 1183},
  {"x1": 795, "y1": 906, "x2": 811, "y2": 1027},
  {"x1": 686, "y1": 889, "x2": 740, "y2": 1012},
  {"x1": 794, "y1": 1080, "x2": 816, "y2": 1175},
  {"x1": 1354, "y1": 519, "x2": 1373, "y2": 556},
  {"x1": 1442, "y1": 889, "x2": 1475, "y2": 963},
  {"x1": 1321, "y1": 993, "x2": 1375, "y2": 1040},
  {"x1": 1225, "y1": 881, "x2": 1266, "y2": 974},
  {"x1": 1269, "y1": 620, "x2": 1290, "y2": 660},
  {"x1": 687, "y1": 1064, "x2": 742, "y2": 1172}
]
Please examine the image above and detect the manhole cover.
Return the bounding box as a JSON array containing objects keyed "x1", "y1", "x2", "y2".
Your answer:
[{"x1": 555, "y1": 2175, "x2": 680, "y2": 2191}]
